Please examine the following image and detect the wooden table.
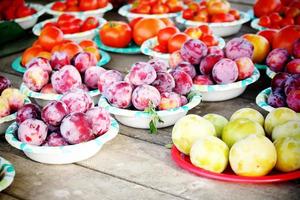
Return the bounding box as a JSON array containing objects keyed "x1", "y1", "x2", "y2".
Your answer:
[{"x1": 1, "y1": 1, "x2": 300, "y2": 200}]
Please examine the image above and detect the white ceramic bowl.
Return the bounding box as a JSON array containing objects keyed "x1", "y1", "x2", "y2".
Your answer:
[
  {"x1": 176, "y1": 11, "x2": 251, "y2": 37},
  {"x1": 98, "y1": 94, "x2": 201, "y2": 129},
  {"x1": 32, "y1": 17, "x2": 107, "y2": 43},
  {"x1": 5, "y1": 118, "x2": 119, "y2": 164},
  {"x1": 192, "y1": 68, "x2": 260, "y2": 102},
  {"x1": 45, "y1": 2, "x2": 113, "y2": 17},
  {"x1": 20, "y1": 83, "x2": 100, "y2": 107},
  {"x1": 0, "y1": 97, "x2": 31, "y2": 134},
  {"x1": 266, "y1": 67, "x2": 276, "y2": 79},
  {"x1": 118, "y1": 4, "x2": 181, "y2": 21},
  {"x1": 256, "y1": 87, "x2": 274, "y2": 112},
  {"x1": 12, "y1": 3, "x2": 45, "y2": 29},
  {"x1": 250, "y1": 18, "x2": 266, "y2": 31},
  {"x1": 141, "y1": 36, "x2": 226, "y2": 62},
  {"x1": 0, "y1": 157, "x2": 15, "y2": 192}
]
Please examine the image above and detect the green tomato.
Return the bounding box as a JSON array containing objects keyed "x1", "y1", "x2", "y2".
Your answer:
[
  {"x1": 230, "y1": 108, "x2": 264, "y2": 126},
  {"x1": 203, "y1": 113, "x2": 228, "y2": 138},
  {"x1": 272, "y1": 120, "x2": 300, "y2": 141}
]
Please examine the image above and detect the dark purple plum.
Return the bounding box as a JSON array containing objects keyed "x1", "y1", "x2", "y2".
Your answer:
[
  {"x1": 268, "y1": 92, "x2": 287, "y2": 108},
  {"x1": 16, "y1": 103, "x2": 41, "y2": 124},
  {"x1": 284, "y1": 74, "x2": 300, "y2": 96},
  {"x1": 175, "y1": 61, "x2": 196, "y2": 78},
  {"x1": 180, "y1": 39, "x2": 208, "y2": 65},
  {"x1": 271, "y1": 72, "x2": 291, "y2": 91}
]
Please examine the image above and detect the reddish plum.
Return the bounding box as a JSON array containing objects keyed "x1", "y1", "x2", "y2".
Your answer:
[
  {"x1": 41, "y1": 83, "x2": 57, "y2": 94},
  {"x1": 77, "y1": 84, "x2": 89, "y2": 92},
  {"x1": 43, "y1": 132, "x2": 69, "y2": 146},
  {"x1": 286, "y1": 59, "x2": 300, "y2": 74},
  {"x1": 132, "y1": 85, "x2": 161, "y2": 110},
  {"x1": 225, "y1": 38, "x2": 253, "y2": 60},
  {"x1": 97, "y1": 70, "x2": 123, "y2": 92},
  {"x1": 71, "y1": 52, "x2": 97, "y2": 73},
  {"x1": 151, "y1": 72, "x2": 175, "y2": 93},
  {"x1": 266, "y1": 48, "x2": 290, "y2": 72},
  {"x1": 180, "y1": 95, "x2": 188, "y2": 106},
  {"x1": 169, "y1": 50, "x2": 184, "y2": 68},
  {"x1": 50, "y1": 51, "x2": 70, "y2": 70},
  {"x1": 61, "y1": 89, "x2": 93, "y2": 113},
  {"x1": 41, "y1": 100, "x2": 69, "y2": 126},
  {"x1": 158, "y1": 92, "x2": 181, "y2": 110},
  {"x1": 175, "y1": 62, "x2": 196, "y2": 78},
  {"x1": 1, "y1": 88, "x2": 25, "y2": 112},
  {"x1": 212, "y1": 58, "x2": 238, "y2": 84},
  {"x1": 51, "y1": 65, "x2": 82, "y2": 94},
  {"x1": 193, "y1": 75, "x2": 214, "y2": 85},
  {"x1": 207, "y1": 46, "x2": 224, "y2": 57},
  {"x1": 293, "y1": 39, "x2": 300, "y2": 59},
  {"x1": 128, "y1": 62, "x2": 157, "y2": 86},
  {"x1": 199, "y1": 54, "x2": 223, "y2": 75},
  {"x1": 84, "y1": 66, "x2": 106, "y2": 89},
  {"x1": 16, "y1": 103, "x2": 41, "y2": 124},
  {"x1": 235, "y1": 57, "x2": 254, "y2": 80},
  {"x1": 26, "y1": 57, "x2": 52, "y2": 74},
  {"x1": 180, "y1": 39, "x2": 208, "y2": 65},
  {"x1": 103, "y1": 81, "x2": 133, "y2": 109},
  {"x1": 23, "y1": 66, "x2": 49, "y2": 92},
  {"x1": 148, "y1": 58, "x2": 168, "y2": 72},
  {"x1": 18, "y1": 119, "x2": 48, "y2": 145},
  {"x1": 86, "y1": 107, "x2": 111, "y2": 136},
  {"x1": 0, "y1": 76, "x2": 11, "y2": 94},
  {"x1": 271, "y1": 73, "x2": 291, "y2": 91},
  {"x1": 284, "y1": 74, "x2": 300, "y2": 96},
  {"x1": 60, "y1": 112, "x2": 94, "y2": 144},
  {"x1": 171, "y1": 70, "x2": 193, "y2": 95},
  {"x1": 287, "y1": 89, "x2": 300, "y2": 112}
]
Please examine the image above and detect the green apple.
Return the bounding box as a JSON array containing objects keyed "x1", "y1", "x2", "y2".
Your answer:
[
  {"x1": 264, "y1": 108, "x2": 298, "y2": 136},
  {"x1": 172, "y1": 114, "x2": 216, "y2": 155},
  {"x1": 203, "y1": 114, "x2": 228, "y2": 138},
  {"x1": 190, "y1": 135, "x2": 229, "y2": 173},
  {"x1": 272, "y1": 120, "x2": 300, "y2": 141},
  {"x1": 274, "y1": 137, "x2": 300, "y2": 172},
  {"x1": 230, "y1": 108, "x2": 264, "y2": 126},
  {"x1": 229, "y1": 135, "x2": 277, "y2": 177},
  {"x1": 222, "y1": 118, "x2": 265, "y2": 148}
]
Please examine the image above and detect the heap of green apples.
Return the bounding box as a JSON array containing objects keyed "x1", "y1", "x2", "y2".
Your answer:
[{"x1": 172, "y1": 107, "x2": 300, "y2": 176}]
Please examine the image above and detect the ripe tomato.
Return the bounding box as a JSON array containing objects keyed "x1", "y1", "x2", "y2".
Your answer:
[
  {"x1": 211, "y1": 13, "x2": 235, "y2": 23},
  {"x1": 198, "y1": 25, "x2": 213, "y2": 35},
  {"x1": 100, "y1": 21, "x2": 132, "y2": 48},
  {"x1": 257, "y1": 29, "x2": 278, "y2": 45},
  {"x1": 151, "y1": 3, "x2": 170, "y2": 14},
  {"x1": 253, "y1": 0, "x2": 281, "y2": 17},
  {"x1": 269, "y1": 12, "x2": 282, "y2": 25},
  {"x1": 79, "y1": 0, "x2": 98, "y2": 11},
  {"x1": 66, "y1": 6, "x2": 80, "y2": 11},
  {"x1": 79, "y1": 39, "x2": 97, "y2": 49},
  {"x1": 21, "y1": 46, "x2": 43, "y2": 66},
  {"x1": 259, "y1": 16, "x2": 271, "y2": 27},
  {"x1": 157, "y1": 26, "x2": 179, "y2": 47},
  {"x1": 131, "y1": 4, "x2": 151, "y2": 14},
  {"x1": 281, "y1": 17, "x2": 295, "y2": 26},
  {"x1": 187, "y1": 2, "x2": 200, "y2": 12},
  {"x1": 84, "y1": 46, "x2": 100, "y2": 61},
  {"x1": 4, "y1": 6, "x2": 17, "y2": 20},
  {"x1": 166, "y1": 0, "x2": 183, "y2": 13},
  {"x1": 59, "y1": 20, "x2": 81, "y2": 34},
  {"x1": 207, "y1": 0, "x2": 230, "y2": 15},
  {"x1": 153, "y1": 44, "x2": 168, "y2": 53},
  {"x1": 272, "y1": 25, "x2": 300, "y2": 54},
  {"x1": 286, "y1": 7, "x2": 300, "y2": 18},
  {"x1": 60, "y1": 42, "x2": 83, "y2": 59},
  {"x1": 16, "y1": 6, "x2": 36, "y2": 18},
  {"x1": 229, "y1": 9, "x2": 240, "y2": 20},
  {"x1": 182, "y1": 8, "x2": 195, "y2": 20},
  {"x1": 39, "y1": 26, "x2": 64, "y2": 51},
  {"x1": 81, "y1": 17, "x2": 99, "y2": 32},
  {"x1": 129, "y1": 17, "x2": 142, "y2": 30},
  {"x1": 37, "y1": 51, "x2": 52, "y2": 60},
  {"x1": 66, "y1": 0, "x2": 78, "y2": 6},
  {"x1": 201, "y1": 35, "x2": 218, "y2": 47},
  {"x1": 184, "y1": 27, "x2": 202, "y2": 39},
  {"x1": 133, "y1": 18, "x2": 166, "y2": 46},
  {"x1": 97, "y1": 0, "x2": 108, "y2": 8},
  {"x1": 57, "y1": 14, "x2": 76, "y2": 26},
  {"x1": 44, "y1": 22, "x2": 57, "y2": 29},
  {"x1": 51, "y1": 2, "x2": 67, "y2": 11},
  {"x1": 168, "y1": 33, "x2": 190, "y2": 53}
]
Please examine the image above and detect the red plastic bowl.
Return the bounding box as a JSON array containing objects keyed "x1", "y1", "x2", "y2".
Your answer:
[{"x1": 171, "y1": 145, "x2": 300, "y2": 183}]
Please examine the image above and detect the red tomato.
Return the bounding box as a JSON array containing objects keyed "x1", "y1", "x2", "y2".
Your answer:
[
  {"x1": 153, "y1": 44, "x2": 168, "y2": 53},
  {"x1": 79, "y1": 0, "x2": 98, "y2": 11},
  {"x1": 57, "y1": 14, "x2": 76, "y2": 26},
  {"x1": 257, "y1": 29, "x2": 278, "y2": 44},
  {"x1": 286, "y1": 7, "x2": 300, "y2": 18},
  {"x1": 272, "y1": 25, "x2": 300, "y2": 54},
  {"x1": 166, "y1": 0, "x2": 183, "y2": 13},
  {"x1": 269, "y1": 12, "x2": 282, "y2": 25},
  {"x1": 131, "y1": 4, "x2": 151, "y2": 14},
  {"x1": 66, "y1": 0, "x2": 78, "y2": 6},
  {"x1": 151, "y1": 3, "x2": 170, "y2": 14},
  {"x1": 51, "y1": 2, "x2": 67, "y2": 11},
  {"x1": 198, "y1": 25, "x2": 212, "y2": 35},
  {"x1": 168, "y1": 33, "x2": 190, "y2": 53},
  {"x1": 129, "y1": 17, "x2": 142, "y2": 29},
  {"x1": 16, "y1": 6, "x2": 36, "y2": 18},
  {"x1": 66, "y1": 5, "x2": 80, "y2": 11},
  {"x1": 39, "y1": 26, "x2": 64, "y2": 51},
  {"x1": 157, "y1": 26, "x2": 179, "y2": 47},
  {"x1": 133, "y1": 18, "x2": 166, "y2": 46},
  {"x1": 100, "y1": 21, "x2": 132, "y2": 48},
  {"x1": 59, "y1": 21, "x2": 80, "y2": 34},
  {"x1": 81, "y1": 17, "x2": 99, "y2": 32},
  {"x1": 259, "y1": 16, "x2": 271, "y2": 27},
  {"x1": 182, "y1": 8, "x2": 195, "y2": 20},
  {"x1": 79, "y1": 39, "x2": 97, "y2": 49},
  {"x1": 60, "y1": 42, "x2": 83, "y2": 59},
  {"x1": 97, "y1": 0, "x2": 108, "y2": 8},
  {"x1": 211, "y1": 13, "x2": 235, "y2": 23},
  {"x1": 201, "y1": 35, "x2": 218, "y2": 47},
  {"x1": 21, "y1": 46, "x2": 43, "y2": 66},
  {"x1": 229, "y1": 9, "x2": 240, "y2": 20},
  {"x1": 44, "y1": 22, "x2": 58, "y2": 29},
  {"x1": 207, "y1": 0, "x2": 230, "y2": 15},
  {"x1": 280, "y1": 0, "x2": 294, "y2": 6},
  {"x1": 281, "y1": 17, "x2": 295, "y2": 26},
  {"x1": 254, "y1": 0, "x2": 281, "y2": 17},
  {"x1": 4, "y1": 6, "x2": 17, "y2": 20}
]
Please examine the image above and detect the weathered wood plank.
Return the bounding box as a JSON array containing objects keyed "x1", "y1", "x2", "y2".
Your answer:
[{"x1": 0, "y1": 193, "x2": 19, "y2": 200}]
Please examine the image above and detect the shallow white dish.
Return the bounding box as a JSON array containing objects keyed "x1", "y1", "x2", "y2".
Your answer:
[
  {"x1": 266, "y1": 67, "x2": 276, "y2": 79},
  {"x1": 0, "y1": 157, "x2": 15, "y2": 191},
  {"x1": 255, "y1": 87, "x2": 274, "y2": 112},
  {"x1": 32, "y1": 17, "x2": 107, "y2": 43},
  {"x1": 250, "y1": 18, "x2": 266, "y2": 31},
  {"x1": 192, "y1": 68, "x2": 260, "y2": 102},
  {"x1": 176, "y1": 11, "x2": 251, "y2": 37},
  {"x1": 118, "y1": 4, "x2": 181, "y2": 21},
  {"x1": 45, "y1": 2, "x2": 113, "y2": 17},
  {"x1": 20, "y1": 83, "x2": 100, "y2": 107},
  {"x1": 0, "y1": 97, "x2": 31, "y2": 134},
  {"x1": 141, "y1": 36, "x2": 226, "y2": 62},
  {"x1": 5, "y1": 118, "x2": 119, "y2": 164},
  {"x1": 98, "y1": 94, "x2": 201, "y2": 129}
]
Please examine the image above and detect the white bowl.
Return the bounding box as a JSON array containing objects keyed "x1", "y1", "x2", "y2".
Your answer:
[
  {"x1": 0, "y1": 157, "x2": 15, "y2": 191},
  {"x1": 32, "y1": 17, "x2": 107, "y2": 43},
  {"x1": 141, "y1": 36, "x2": 226, "y2": 62},
  {"x1": 250, "y1": 18, "x2": 266, "y2": 31},
  {"x1": 45, "y1": 2, "x2": 113, "y2": 17},
  {"x1": 20, "y1": 83, "x2": 100, "y2": 107},
  {"x1": 192, "y1": 68, "x2": 260, "y2": 102},
  {"x1": 118, "y1": 4, "x2": 181, "y2": 21},
  {"x1": 176, "y1": 11, "x2": 251, "y2": 37},
  {"x1": 98, "y1": 94, "x2": 201, "y2": 129},
  {"x1": 5, "y1": 119, "x2": 119, "y2": 164},
  {"x1": 0, "y1": 97, "x2": 31, "y2": 134},
  {"x1": 256, "y1": 87, "x2": 274, "y2": 112},
  {"x1": 266, "y1": 67, "x2": 276, "y2": 79},
  {"x1": 12, "y1": 3, "x2": 45, "y2": 29}
]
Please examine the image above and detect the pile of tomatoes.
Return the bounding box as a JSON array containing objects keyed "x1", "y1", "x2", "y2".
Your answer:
[
  {"x1": 255, "y1": 0, "x2": 300, "y2": 29},
  {"x1": 44, "y1": 14, "x2": 100, "y2": 34},
  {"x1": 154, "y1": 25, "x2": 218, "y2": 53},
  {"x1": 51, "y1": 0, "x2": 108, "y2": 12},
  {"x1": 0, "y1": 0, "x2": 36, "y2": 20},
  {"x1": 130, "y1": 0, "x2": 183, "y2": 14},
  {"x1": 22, "y1": 26, "x2": 100, "y2": 66},
  {"x1": 182, "y1": 0, "x2": 240, "y2": 23}
]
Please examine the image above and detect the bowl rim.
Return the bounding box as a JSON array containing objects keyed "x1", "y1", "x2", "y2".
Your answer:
[
  {"x1": 256, "y1": 87, "x2": 274, "y2": 113},
  {"x1": 13, "y1": 3, "x2": 45, "y2": 23},
  {"x1": 0, "y1": 157, "x2": 15, "y2": 192},
  {"x1": 266, "y1": 67, "x2": 276, "y2": 79},
  {"x1": 45, "y1": 2, "x2": 113, "y2": 16},
  {"x1": 176, "y1": 11, "x2": 250, "y2": 27},
  {"x1": 98, "y1": 93, "x2": 202, "y2": 117},
  {"x1": 192, "y1": 67, "x2": 260, "y2": 92},
  {"x1": 0, "y1": 97, "x2": 31, "y2": 124},
  {"x1": 118, "y1": 4, "x2": 181, "y2": 19},
  {"x1": 20, "y1": 83, "x2": 100, "y2": 101},
  {"x1": 140, "y1": 36, "x2": 226, "y2": 60},
  {"x1": 250, "y1": 18, "x2": 266, "y2": 31},
  {"x1": 5, "y1": 118, "x2": 119, "y2": 154},
  {"x1": 32, "y1": 17, "x2": 107, "y2": 38}
]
